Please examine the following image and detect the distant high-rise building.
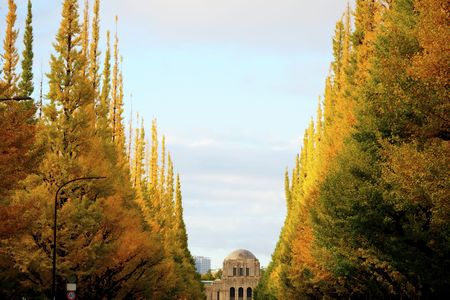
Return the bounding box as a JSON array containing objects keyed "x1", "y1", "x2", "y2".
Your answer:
[{"x1": 194, "y1": 256, "x2": 211, "y2": 274}]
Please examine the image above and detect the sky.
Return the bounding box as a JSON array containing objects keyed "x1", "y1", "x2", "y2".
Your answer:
[{"x1": 1, "y1": 0, "x2": 353, "y2": 269}]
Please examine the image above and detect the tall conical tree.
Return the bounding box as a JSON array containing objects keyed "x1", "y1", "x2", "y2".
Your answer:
[
  {"x1": 110, "y1": 16, "x2": 119, "y2": 142},
  {"x1": 0, "y1": 0, "x2": 37, "y2": 198},
  {"x1": 322, "y1": 76, "x2": 334, "y2": 126},
  {"x1": 315, "y1": 98, "x2": 323, "y2": 143},
  {"x1": 106, "y1": 19, "x2": 126, "y2": 157},
  {"x1": 173, "y1": 173, "x2": 204, "y2": 299},
  {"x1": 284, "y1": 168, "x2": 291, "y2": 209},
  {"x1": 1, "y1": 0, "x2": 19, "y2": 97},
  {"x1": 175, "y1": 175, "x2": 192, "y2": 258},
  {"x1": 353, "y1": 0, "x2": 381, "y2": 87},
  {"x1": 100, "y1": 30, "x2": 111, "y2": 106},
  {"x1": 0, "y1": 0, "x2": 39, "y2": 278},
  {"x1": 46, "y1": 0, "x2": 95, "y2": 162},
  {"x1": 159, "y1": 135, "x2": 166, "y2": 195},
  {"x1": 1, "y1": 0, "x2": 203, "y2": 297},
  {"x1": 341, "y1": 5, "x2": 352, "y2": 82},
  {"x1": 260, "y1": 6, "x2": 357, "y2": 299},
  {"x1": 89, "y1": 0, "x2": 101, "y2": 98},
  {"x1": 40, "y1": 0, "x2": 99, "y2": 297},
  {"x1": 81, "y1": 0, "x2": 89, "y2": 64},
  {"x1": 131, "y1": 115, "x2": 144, "y2": 187},
  {"x1": 127, "y1": 94, "x2": 133, "y2": 162},
  {"x1": 115, "y1": 56, "x2": 125, "y2": 154},
  {"x1": 331, "y1": 19, "x2": 344, "y2": 89},
  {"x1": 145, "y1": 137, "x2": 151, "y2": 179},
  {"x1": 97, "y1": 30, "x2": 111, "y2": 140},
  {"x1": 18, "y1": 0, "x2": 34, "y2": 97},
  {"x1": 150, "y1": 119, "x2": 159, "y2": 191},
  {"x1": 320, "y1": 7, "x2": 355, "y2": 171},
  {"x1": 38, "y1": 71, "x2": 43, "y2": 118},
  {"x1": 166, "y1": 153, "x2": 175, "y2": 216},
  {"x1": 305, "y1": 119, "x2": 315, "y2": 187},
  {"x1": 334, "y1": 5, "x2": 355, "y2": 136},
  {"x1": 260, "y1": 1, "x2": 450, "y2": 298}
]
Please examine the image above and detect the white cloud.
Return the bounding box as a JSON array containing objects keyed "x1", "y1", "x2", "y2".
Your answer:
[
  {"x1": 165, "y1": 130, "x2": 290, "y2": 268},
  {"x1": 167, "y1": 131, "x2": 300, "y2": 152},
  {"x1": 105, "y1": 0, "x2": 354, "y2": 52},
  {"x1": 190, "y1": 138, "x2": 216, "y2": 148},
  {"x1": 18, "y1": 0, "x2": 353, "y2": 270}
]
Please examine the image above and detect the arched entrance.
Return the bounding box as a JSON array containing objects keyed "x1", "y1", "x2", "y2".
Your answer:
[
  {"x1": 247, "y1": 287, "x2": 253, "y2": 299},
  {"x1": 238, "y1": 287, "x2": 244, "y2": 300},
  {"x1": 230, "y1": 287, "x2": 235, "y2": 300}
]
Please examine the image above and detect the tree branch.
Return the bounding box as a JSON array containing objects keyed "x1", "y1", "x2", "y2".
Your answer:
[{"x1": 0, "y1": 96, "x2": 33, "y2": 102}]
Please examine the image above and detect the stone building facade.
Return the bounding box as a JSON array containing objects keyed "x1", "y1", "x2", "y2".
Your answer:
[{"x1": 204, "y1": 249, "x2": 260, "y2": 300}]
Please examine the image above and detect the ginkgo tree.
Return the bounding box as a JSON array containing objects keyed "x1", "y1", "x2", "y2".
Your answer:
[
  {"x1": 0, "y1": 0, "x2": 203, "y2": 298},
  {"x1": 258, "y1": 0, "x2": 450, "y2": 298}
]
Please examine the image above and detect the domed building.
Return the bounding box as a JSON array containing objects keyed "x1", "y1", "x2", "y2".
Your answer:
[{"x1": 204, "y1": 249, "x2": 261, "y2": 300}]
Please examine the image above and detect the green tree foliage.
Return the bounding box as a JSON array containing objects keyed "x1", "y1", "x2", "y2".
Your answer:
[
  {"x1": 129, "y1": 118, "x2": 204, "y2": 299},
  {"x1": 259, "y1": 0, "x2": 450, "y2": 298},
  {"x1": 18, "y1": 0, "x2": 34, "y2": 97},
  {"x1": 89, "y1": 0, "x2": 101, "y2": 98},
  {"x1": 81, "y1": 0, "x2": 89, "y2": 69},
  {"x1": 1, "y1": 0, "x2": 19, "y2": 97},
  {"x1": 0, "y1": 102, "x2": 37, "y2": 201},
  {"x1": 97, "y1": 30, "x2": 112, "y2": 140},
  {"x1": 0, "y1": 0, "x2": 37, "y2": 201},
  {"x1": 1, "y1": 0, "x2": 203, "y2": 298}
]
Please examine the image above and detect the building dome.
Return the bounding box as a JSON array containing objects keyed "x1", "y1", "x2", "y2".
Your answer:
[
  {"x1": 224, "y1": 249, "x2": 257, "y2": 261},
  {"x1": 204, "y1": 249, "x2": 260, "y2": 300}
]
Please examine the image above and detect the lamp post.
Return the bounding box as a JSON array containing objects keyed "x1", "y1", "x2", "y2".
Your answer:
[{"x1": 52, "y1": 176, "x2": 106, "y2": 300}]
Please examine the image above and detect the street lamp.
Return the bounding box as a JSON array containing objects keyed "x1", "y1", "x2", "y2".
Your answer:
[{"x1": 52, "y1": 176, "x2": 106, "y2": 300}]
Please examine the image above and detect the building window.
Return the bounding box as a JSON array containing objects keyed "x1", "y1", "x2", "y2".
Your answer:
[
  {"x1": 230, "y1": 287, "x2": 235, "y2": 300},
  {"x1": 233, "y1": 267, "x2": 237, "y2": 276},
  {"x1": 246, "y1": 268, "x2": 249, "y2": 276},
  {"x1": 239, "y1": 267, "x2": 243, "y2": 276},
  {"x1": 238, "y1": 287, "x2": 244, "y2": 300},
  {"x1": 247, "y1": 287, "x2": 253, "y2": 299}
]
